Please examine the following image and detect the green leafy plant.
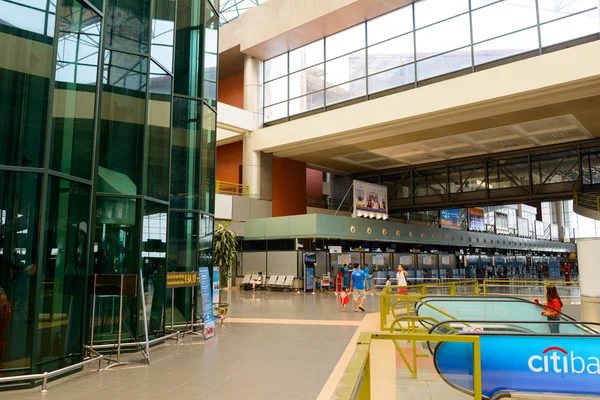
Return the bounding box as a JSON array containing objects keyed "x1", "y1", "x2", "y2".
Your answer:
[{"x1": 213, "y1": 222, "x2": 238, "y2": 292}]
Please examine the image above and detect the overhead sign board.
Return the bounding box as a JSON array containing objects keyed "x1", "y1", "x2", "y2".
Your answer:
[
  {"x1": 468, "y1": 208, "x2": 485, "y2": 231},
  {"x1": 441, "y1": 209, "x2": 461, "y2": 230}
]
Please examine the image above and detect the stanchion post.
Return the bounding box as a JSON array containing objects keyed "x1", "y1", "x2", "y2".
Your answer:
[
  {"x1": 117, "y1": 275, "x2": 124, "y2": 364},
  {"x1": 40, "y1": 372, "x2": 48, "y2": 393}
]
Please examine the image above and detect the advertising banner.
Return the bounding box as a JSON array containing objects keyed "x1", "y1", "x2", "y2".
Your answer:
[
  {"x1": 353, "y1": 180, "x2": 388, "y2": 218},
  {"x1": 468, "y1": 208, "x2": 485, "y2": 231},
  {"x1": 440, "y1": 209, "x2": 461, "y2": 230},
  {"x1": 495, "y1": 212, "x2": 509, "y2": 234},
  {"x1": 212, "y1": 267, "x2": 220, "y2": 306},
  {"x1": 435, "y1": 335, "x2": 600, "y2": 398},
  {"x1": 198, "y1": 267, "x2": 215, "y2": 339},
  {"x1": 517, "y1": 217, "x2": 529, "y2": 238},
  {"x1": 549, "y1": 257, "x2": 560, "y2": 278}
]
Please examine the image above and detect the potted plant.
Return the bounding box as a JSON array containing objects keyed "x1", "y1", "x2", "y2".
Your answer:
[{"x1": 213, "y1": 222, "x2": 238, "y2": 317}]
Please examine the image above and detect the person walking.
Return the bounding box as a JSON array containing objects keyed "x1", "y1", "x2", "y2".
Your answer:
[
  {"x1": 396, "y1": 265, "x2": 408, "y2": 295},
  {"x1": 349, "y1": 264, "x2": 368, "y2": 312},
  {"x1": 542, "y1": 285, "x2": 563, "y2": 334}
]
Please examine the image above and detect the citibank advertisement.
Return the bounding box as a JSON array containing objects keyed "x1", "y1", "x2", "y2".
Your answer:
[
  {"x1": 468, "y1": 208, "x2": 485, "y2": 231},
  {"x1": 435, "y1": 335, "x2": 600, "y2": 398},
  {"x1": 353, "y1": 180, "x2": 388, "y2": 218},
  {"x1": 440, "y1": 209, "x2": 461, "y2": 230}
]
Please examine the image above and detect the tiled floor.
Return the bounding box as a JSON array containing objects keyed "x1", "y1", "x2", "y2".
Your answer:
[
  {"x1": 0, "y1": 290, "x2": 364, "y2": 400},
  {"x1": 0, "y1": 290, "x2": 469, "y2": 400}
]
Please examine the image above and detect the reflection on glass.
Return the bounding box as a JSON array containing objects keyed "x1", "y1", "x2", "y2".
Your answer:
[
  {"x1": 147, "y1": 61, "x2": 171, "y2": 201},
  {"x1": 99, "y1": 51, "x2": 147, "y2": 195},
  {"x1": 37, "y1": 178, "x2": 89, "y2": 372},
  {"x1": 0, "y1": 172, "x2": 41, "y2": 374},
  {"x1": 538, "y1": 0, "x2": 598, "y2": 23},
  {"x1": 289, "y1": 92, "x2": 325, "y2": 116},
  {"x1": 289, "y1": 40, "x2": 324, "y2": 73},
  {"x1": 204, "y1": 1, "x2": 219, "y2": 107},
  {"x1": 326, "y1": 79, "x2": 366, "y2": 106},
  {"x1": 264, "y1": 53, "x2": 287, "y2": 82},
  {"x1": 174, "y1": 0, "x2": 202, "y2": 97},
  {"x1": 471, "y1": 0, "x2": 537, "y2": 43},
  {"x1": 199, "y1": 214, "x2": 213, "y2": 270},
  {"x1": 51, "y1": 0, "x2": 101, "y2": 180},
  {"x1": 171, "y1": 97, "x2": 201, "y2": 209},
  {"x1": 105, "y1": 0, "x2": 150, "y2": 53},
  {"x1": 367, "y1": 34, "x2": 414, "y2": 75},
  {"x1": 325, "y1": 50, "x2": 366, "y2": 88},
  {"x1": 540, "y1": 10, "x2": 600, "y2": 47},
  {"x1": 414, "y1": 0, "x2": 469, "y2": 29},
  {"x1": 151, "y1": 0, "x2": 175, "y2": 72},
  {"x1": 264, "y1": 102, "x2": 287, "y2": 123},
  {"x1": 368, "y1": 64, "x2": 415, "y2": 94},
  {"x1": 474, "y1": 28, "x2": 539, "y2": 65},
  {"x1": 141, "y1": 202, "x2": 167, "y2": 338},
  {"x1": 264, "y1": 76, "x2": 288, "y2": 106},
  {"x1": 289, "y1": 64, "x2": 324, "y2": 98},
  {"x1": 0, "y1": 1, "x2": 54, "y2": 167},
  {"x1": 201, "y1": 105, "x2": 216, "y2": 214},
  {"x1": 417, "y1": 47, "x2": 472, "y2": 81},
  {"x1": 0, "y1": 0, "x2": 56, "y2": 36},
  {"x1": 92, "y1": 196, "x2": 138, "y2": 343},
  {"x1": 326, "y1": 23, "x2": 366, "y2": 60},
  {"x1": 416, "y1": 14, "x2": 471, "y2": 59},
  {"x1": 367, "y1": 6, "x2": 413, "y2": 46}
]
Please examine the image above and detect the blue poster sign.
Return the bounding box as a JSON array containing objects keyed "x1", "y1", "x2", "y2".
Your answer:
[
  {"x1": 199, "y1": 267, "x2": 215, "y2": 338},
  {"x1": 549, "y1": 258, "x2": 560, "y2": 279},
  {"x1": 435, "y1": 335, "x2": 600, "y2": 398},
  {"x1": 305, "y1": 267, "x2": 315, "y2": 291},
  {"x1": 212, "y1": 266, "x2": 220, "y2": 307},
  {"x1": 441, "y1": 209, "x2": 461, "y2": 229}
]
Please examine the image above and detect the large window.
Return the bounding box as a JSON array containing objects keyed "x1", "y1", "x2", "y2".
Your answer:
[{"x1": 264, "y1": 0, "x2": 600, "y2": 123}]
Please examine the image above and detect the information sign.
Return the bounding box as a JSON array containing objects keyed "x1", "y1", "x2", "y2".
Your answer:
[
  {"x1": 212, "y1": 267, "x2": 220, "y2": 306},
  {"x1": 441, "y1": 209, "x2": 461, "y2": 229},
  {"x1": 166, "y1": 271, "x2": 199, "y2": 288}
]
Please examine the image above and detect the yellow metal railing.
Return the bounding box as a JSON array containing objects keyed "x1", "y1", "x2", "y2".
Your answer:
[
  {"x1": 332, "y1": 332, "x2": 483, "y2": 400},
  {"x1": 216, "y1": 180, "x2": 250, "y2": 197}
]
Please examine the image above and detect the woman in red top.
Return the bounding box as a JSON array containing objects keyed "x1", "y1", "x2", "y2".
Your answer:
[{"x1": 542, "y1": 285, "x2": 563, "y2": 334}]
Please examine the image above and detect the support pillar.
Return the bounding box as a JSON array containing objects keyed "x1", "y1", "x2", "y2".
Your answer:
[
  {"x1": 555, "y1": 201, "x2": 564, "y2": 241},
  {"x1": 575, "y1": 238, "x2": 600, "y2": 323},
  {"x1": 242, "y1": 55, "x2": 271, "y2": 199}
]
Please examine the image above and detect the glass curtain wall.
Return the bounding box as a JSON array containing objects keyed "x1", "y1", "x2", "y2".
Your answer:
[
  {"x1": 264, "y1": 0, "x2": 600, "y2": 123},
  {"x1": 0, "y1": 0, "x2": 217, "y2": 386}
]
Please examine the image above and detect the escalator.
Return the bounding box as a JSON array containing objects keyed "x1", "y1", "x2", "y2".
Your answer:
[{"x1": 412, "y1": 296, "x2": 600, "y2": 399}]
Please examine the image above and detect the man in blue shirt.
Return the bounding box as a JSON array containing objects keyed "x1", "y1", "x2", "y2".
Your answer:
[{"x1": 349, "y1": 264, "x2": 368, "y2": 312}]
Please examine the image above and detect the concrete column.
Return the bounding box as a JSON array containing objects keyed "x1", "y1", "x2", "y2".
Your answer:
[
  {"x1": 575, "y1": 238, "x2": 600, "y2": 323},
  {"x1": 555, "y1": 201, "x2": 564, "y2": 241},
  {"x1": 242, "y1": 55, "x2": 269, "y2": 199}
]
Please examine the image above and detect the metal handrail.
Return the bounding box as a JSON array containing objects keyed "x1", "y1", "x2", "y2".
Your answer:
[
  {"x1": 216, "y1": 180, "x2": 250, "y2": 197},
  {"x1": 0, "y1": 355, "x2": 103, "y2": 393}
]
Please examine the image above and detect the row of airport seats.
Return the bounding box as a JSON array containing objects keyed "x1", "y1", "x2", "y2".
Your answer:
[{"x1": 239, "y1": 274, "x2": 295, "y2": 291}]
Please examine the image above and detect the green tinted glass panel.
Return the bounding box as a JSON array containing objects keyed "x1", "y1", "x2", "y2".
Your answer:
[
  {"x1": 171, "y1": 98, "x2": 201, "y2": 209},
  {"x1": 0, "y1": 1, "x2": 55, "y2": 167},
  {"x1": 51, "y1": 0, "x2": 101, "y2": 179},
  {"x1": 174, "y1": 0, "x2": 202, "y2": 97},
  {"x1": 199, "y1": 214, "x2": 213, "y2": 269},
  {"x1": 92, "y1": 196, "x2": 139, "y2": 344},
  {"x1": 99, "y1": 51, "x2": 147, "y2": 195},
  {"x1": 201, "y1": 105, "x2": 215, "y2": 214},
  {"x1": 105, "y1": 0, "x2": 150, "y2": 53},
  {"x1": 146, "y1": 62, "x2": 171, "y2": 200},
  {"x1": 203, "y1": 2, "x2": 218, "y2": 107},
  {"x1": 36, "y1": 178, "x2": 90, "y2": 372},
  {"x1": 141, "y1": 201, "x2": 167, "y2": 338},
  {"x1": 0, "y1": 172, "x2": 42, "y2": 375},
  {"x1": 167, "y1": 211, "x2": 197, "y2": 325},
  {"x1": 151, "y1": 0, "x2": 175, "y2": 73}
]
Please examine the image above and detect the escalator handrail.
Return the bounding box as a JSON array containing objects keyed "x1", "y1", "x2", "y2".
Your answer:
[
  {"x1": 427, "y1": 319, "x2": 600, "y2": 336},
  {"x1": 416, "y1": 295, "x2": 578, "y2": 322}
]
